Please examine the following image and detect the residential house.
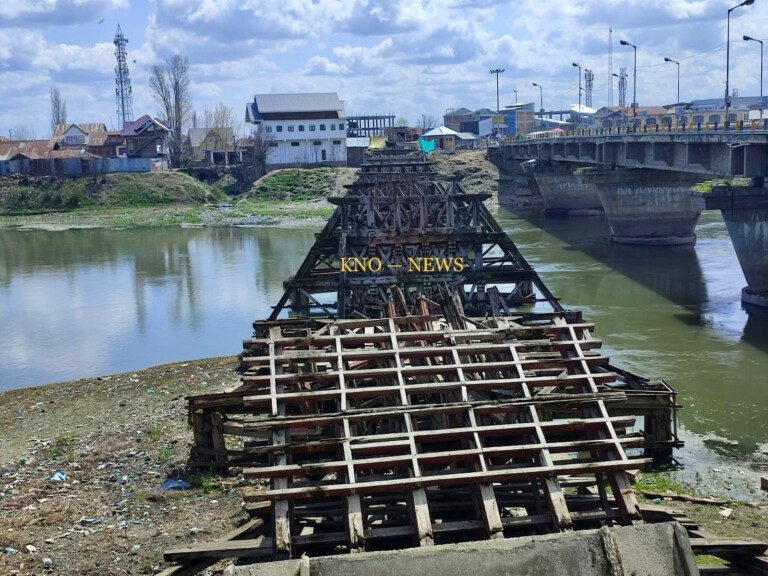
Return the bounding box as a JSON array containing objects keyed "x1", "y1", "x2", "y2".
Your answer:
[
  {"x1": 187, "y1": 127, "x2": 236, "y2": 165},
  {"x1": 51, "y1": 123, "x2": 108, "y2": 150},
  {"x1": 421, "y1": 126, "x2": 459, "y2": 150},
  {"x1": 245, "y1": 93, "x2": 347, "y2": 169},
  {"x1": 121, "y1": 115, "x2": 170, "y2": 163}
]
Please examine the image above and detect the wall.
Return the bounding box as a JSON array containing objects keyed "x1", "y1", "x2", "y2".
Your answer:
[{"x1": 0, "y1": 157, "x2": 156, "y2": 176}]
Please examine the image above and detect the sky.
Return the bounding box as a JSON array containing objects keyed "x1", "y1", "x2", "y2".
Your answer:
[{"x1": 1, "y1": 0, "x2": 767, "y2": 139}]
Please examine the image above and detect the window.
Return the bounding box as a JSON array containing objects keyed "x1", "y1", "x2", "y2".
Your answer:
[
  {"x1": 727, "y1": 113, "x2": 737, "y2": 122},
  {"x1": 661, "y1": 116, "x2": 672, "y2": 125},
  {"x1": 645, "y1": 118, "x2": 657, "y2": 126},
  {"x1": 276, "y1": 126, "x2": 283, "y2": 132},
  {"x1": 298, "y1": 125, "x2": 305, "y2": 131},
  {"x1": 339, "y1": 123, "x2": 344, "y2": 130},
  {"x1": 709, "y1": 114, "x2": 720, "y2": 123},
  {"x1": 693, "y1": 115, "x2": 704, "y2": 124},
  {"x1": 155, "y1": 138, "x2": 162, "y2": 154},
  {"x1": 288, "y1": 126, "x2": 294, "y2": 132},
  {"x1": 265, "y1": 126, "x2": 272, "y2": 133},
  {"x1": 313, "y1": 141, "x2": 321, "y2": 145},
  {"x1": 332, "y1": 140, "x2": 341, "y2": 145},
  {"x1": 291, "y1": 142, "x2": 300, "y2": 147},
  {"x1": 268, "y1": 142, "x2": 278, "y2": 147},
  {"x1": 309, "y1": 124, "x2": 316, "y2": 131},
  {"x1": 320, "y1": 124, "x2": 326, "y2": 131}
]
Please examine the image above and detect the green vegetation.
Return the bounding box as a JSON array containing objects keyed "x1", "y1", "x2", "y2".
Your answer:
[
  {"x1": 691, "y1": 177, "x2": 750, "y2": 193},
  {"x1": 248, "y1": 167, "x2": 341, "y2": 201},
  {"x1": 0, "y1": 172, "x2": 222, "y2": 215},
  {"x1": 188, "y1": 468, "x2": 216, "y2": 492}
]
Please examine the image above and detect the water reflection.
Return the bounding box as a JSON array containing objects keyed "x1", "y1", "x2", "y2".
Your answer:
[
  {"x1": 494, "y1": 208, "x2": 768, "y2": 458},
  {"x1": 0, "y1": 226, "x2": 318, "y2": 390}
]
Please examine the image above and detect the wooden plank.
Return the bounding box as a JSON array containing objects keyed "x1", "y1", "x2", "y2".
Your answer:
[
  {"x1": 689, "y1": 539, "x2": 768, "y2": 556},
  {"x1": 157, "y1": 519, "x2": 266, "y2": 576},
  {"x1": 163, "y1": 540, "x2": 273, "y2": 562}
]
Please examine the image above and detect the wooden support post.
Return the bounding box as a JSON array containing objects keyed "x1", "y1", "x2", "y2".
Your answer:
[{"x1": 210, "y1": 411, "x2": 227, "y2": 469}]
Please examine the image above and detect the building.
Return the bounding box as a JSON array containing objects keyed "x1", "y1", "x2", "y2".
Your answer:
[
  {"x1": 245, "y1": 93, "x2": 347, "y2": 169},
  {"x1": 346, "y1": 137, "x2": 370, "y2": 167},
  {"x1": 443, "y1": 108, "x2": 494, "y2": 137},
  {"x1": 347, "y1": 114, "x2": 395, "y2": 137},
  {"x1": 121, "y1": 115, "x2": 170, "y2": 161},
  {"x1": 385, "y1": 126, "x2": 422, "y2": 144},
  {"x1": 421, "y1": 126, "x2": 459, "y2": 150},
  {"x1": 187, "y1": 127, "x2": 236, "y2": 164},
  {"x1": 50, "y1": 123, "x2": 108, "y2": 149}
]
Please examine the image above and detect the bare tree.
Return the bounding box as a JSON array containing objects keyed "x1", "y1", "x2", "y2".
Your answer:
[
  {"x1": 9, "y1": 126, "x2": 36, "y2": 140},
  {"x1": 149, "y1": 55, "x2": 193, "y2": 167},
  {"x1": 50, "y1": 84, "x2": 67, "y2": 135},
  {"x1": 249, "y1": 127, "x2": 275, "y2": 178},
  {"x1": 418, "y1": 115, "x2": 438, "y2": 130},
  {"x1": 203, "y1": 102, "x2": 240, "y2": 158}
]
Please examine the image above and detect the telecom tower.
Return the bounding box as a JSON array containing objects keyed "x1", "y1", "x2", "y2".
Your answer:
[
  {"x1": 618, "y1": 67, "x2": 627, "y2": 125},
  {"x1": 584, "y1": 69, "x2": 594, "y2": 108},
  {"x1": 114, "y1": 25, "x2": 134, "y2": 128}
]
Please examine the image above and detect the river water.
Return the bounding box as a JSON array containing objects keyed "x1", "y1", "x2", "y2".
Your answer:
[{"x1": 1, "y1": 213, "x2": 767, "y2": 492}]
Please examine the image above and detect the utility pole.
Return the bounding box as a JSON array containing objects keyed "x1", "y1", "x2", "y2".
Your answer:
[{"x1": 490, "y1": 68, "x2": 505, "y2": 111}]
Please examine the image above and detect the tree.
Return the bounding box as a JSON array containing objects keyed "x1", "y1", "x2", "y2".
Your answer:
[
  {"x1": 395, "y1": 117, "x2": 409, "y2": 127},
  {"x1": 248, "y1": 127, "x2": 275, "y2": 179},
  {"x1": 203, "y1": 102, "x2": 240, "y2": 156},
  {"x1": 149, "y1": 55, "x2": 193, "y2": 167},
  {"x1": 50, "y1": 84, "x2": 67, "y2": 135},
  {"x1": 9, "y1": 126, "x2": 36, "y2": 140},
  {"x1": 418, "y1": 115, "x2": 438, "y2": 130}
]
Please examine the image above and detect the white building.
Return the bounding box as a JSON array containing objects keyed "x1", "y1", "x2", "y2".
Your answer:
[{"x1": 245, "y1": 93, "x2": 347, "y2": 168}]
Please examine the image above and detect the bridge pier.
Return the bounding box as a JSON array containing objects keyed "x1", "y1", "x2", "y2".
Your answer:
[
  {"x1": 525, "y1": 160, "x2": 603, "y2": 215},
  {"x1": 705, "y1": 185, "x2": 768, "y2": 308},
  {"x1": 487, "y1": 148, "x2": 545, "y2": 209},
  {"x1": 576, "y1": 169, "x2": 706, "y2": 245}
]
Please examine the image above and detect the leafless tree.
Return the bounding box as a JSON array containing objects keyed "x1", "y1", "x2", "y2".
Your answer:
[
  {"x1": 149, "y1": 55, "x2": 193, "y2": 167},
  {"x1": 418, "y1": 115, "x2": 438, "y2": 130},
  {"x1": 203, "y1": 102, "x2": 240, "y2": 158},
  {"x1": 248, "y1": 127, "x2": 275, "y2": 179},
  {"x1": 50, "y1": 84, "x2": 67, "y2": 135},
  {"x1": 9, "y1": 126, "x2": 36, "y2": 140}
]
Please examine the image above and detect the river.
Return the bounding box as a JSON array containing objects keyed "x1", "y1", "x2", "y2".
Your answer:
[{"x1": 1, "y1": 213, "x2": 767, "y2": 493}]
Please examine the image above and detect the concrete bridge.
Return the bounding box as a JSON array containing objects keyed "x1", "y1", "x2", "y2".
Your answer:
[{"x1": 487, "y1": 129, "x2": 768, "y2": 308}]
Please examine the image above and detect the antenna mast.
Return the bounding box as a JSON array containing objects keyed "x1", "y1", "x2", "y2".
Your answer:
[
  {"x1": 585, "y1": 69, "x2": 594, "y2": 108},
  {"x1": 114, "y1": 24, "x2": 134, "y2": 128}
]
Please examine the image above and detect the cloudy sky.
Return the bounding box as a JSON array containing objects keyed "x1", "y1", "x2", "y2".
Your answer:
[{"x1": 1, "y1": 0, "x2": 766, "y2": 138}]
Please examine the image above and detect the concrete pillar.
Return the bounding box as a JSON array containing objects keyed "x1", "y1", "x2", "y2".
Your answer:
[
  {"x1": 576, "y1": 169, "x2": 706, "y2": 245},
  {"x1": 722, "y1": 208, "x2": 768, "y2": 307},
  {"x1": 486, "y1": 148, "x2": 545, "y2": 210},
  {"x1": 531, "y1": 163, "x2": 603, "y2": 215}
]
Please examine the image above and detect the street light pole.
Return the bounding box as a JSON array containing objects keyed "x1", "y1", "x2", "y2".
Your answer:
[
  {"x1": 572, "y1": 62, "x2": 582, "y2": 125},
  {"x1": 664, "y1": 57, "x2": 680, "y2": 103},
  {"x1": 490, "y1": 68, "x2": 505, "y2": 112},
  {"x1": 532, "y1": 82, "x2": 543, "y2": 120},
  {"x1": 726, "y1": 1, "x2": 755, "y2": 128},
  {"x1": 514, "y1": 90, "x2": 518, "y2": 104},
  {"x1": 744, "y1": 35, "x2": 764, "y2": 119},
  {"x1": 612, "y1": 73, "x2": 624, "y2": 127},
  {"x1": 620, "y1": 40, "x2": 637, "y2": 125}
]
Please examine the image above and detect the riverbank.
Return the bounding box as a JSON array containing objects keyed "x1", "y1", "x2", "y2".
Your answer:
[{"x1": 1, "y1": 357, "x2": 767, "y2": 574}]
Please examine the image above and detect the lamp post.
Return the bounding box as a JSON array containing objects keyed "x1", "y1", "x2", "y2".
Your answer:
[
  {"x1": 726, "y1": 1, "x2": 755, "y2": 128},
  {"x1": 744, "y1": 35, "x2": 764, "y2": 119},
  {"x1": 514, "y1": 89, "x2": 518, "y2": 104},
  {"x1": 619, "y1": 40, "x2": 637, "y2": 124},
  {"x1": 664, "y1": 57, "x2": 680, "y2": 103},
  {"x1": 490, "y1": 68, "x2": 505, "y2": 112},
  {"x1": 572, "y1": 62, "x2": 582, "y2": 125},
  {"x1": 532, "y1": 82, "x2": 543, "y2": 119}
]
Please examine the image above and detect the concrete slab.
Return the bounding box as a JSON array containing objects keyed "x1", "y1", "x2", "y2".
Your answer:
[{"x1": 229, "y1": 522, "x2": 698, "y2": 576}]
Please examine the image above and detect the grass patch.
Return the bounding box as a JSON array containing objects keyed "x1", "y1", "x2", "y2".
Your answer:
[
  {"x1": 631, "y1": 471, "x2": 688, "y2": 496},
  {"x1": 248, "y1": 167, "x2": 341, "y2": 201},
  {"x1": 188, "y1": 468, "x2": 216, "y2": 492}
]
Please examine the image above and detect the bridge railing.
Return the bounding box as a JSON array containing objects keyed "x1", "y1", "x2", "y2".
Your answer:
[{"x1": 506, "y1": 119, "x2": 768, "y2": 141}]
